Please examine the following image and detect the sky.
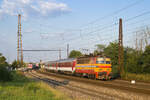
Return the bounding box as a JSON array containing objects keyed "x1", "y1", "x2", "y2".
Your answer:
[{"x1": 0, "y1": 0, "x2": 150, "y2": 63}]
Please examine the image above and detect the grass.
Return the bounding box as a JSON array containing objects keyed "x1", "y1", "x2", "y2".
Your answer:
[
  {"x1": 0, "y1": 71, "x2": 70, "y2": 100},
  {"x1": 123, "y1": 72, "x2": 150, "y2": 82},
  {"x1": 111, "y1": 65, "x2": 150, "y2": 82}
]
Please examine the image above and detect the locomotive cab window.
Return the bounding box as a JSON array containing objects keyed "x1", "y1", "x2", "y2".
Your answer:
[
  {"x1": 96, "y1": 58, "x2": 105, "y2": 64},
  {"x1": 96, "y1": 57, "x2": 111, "y2": 64},
  {"x1": 96, "y1": 61, "x2": 105, "y2": 64}
]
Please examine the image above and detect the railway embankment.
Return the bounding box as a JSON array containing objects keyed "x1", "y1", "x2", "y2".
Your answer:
[{"x1": 28, "y1": 70, "x2": 150, "y2": 100}]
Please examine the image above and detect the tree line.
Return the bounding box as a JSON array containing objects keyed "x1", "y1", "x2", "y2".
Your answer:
[{"x1": 69, "y1": 43, "x2": 150, "y2": 75}]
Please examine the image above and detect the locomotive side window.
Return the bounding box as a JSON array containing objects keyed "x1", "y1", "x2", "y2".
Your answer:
[
  {"x1": 77, "y1": 59, "x2": 82, "y2": 64},
  {"x1": 77, "y1": 57, "x2": 93, "y2": 64}
]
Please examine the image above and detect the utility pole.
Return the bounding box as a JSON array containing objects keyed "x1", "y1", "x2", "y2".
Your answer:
[
  {"x1": 59, "y1": 49, "x2": 61, "y2": 60},
  {"x1": 118, "y1": 18, "x2": 124, "y2": 77},
  {"x1": 135, "y1": 32, "x2": 138, "y2": 51},
  {"x1": 17, "y1": 14, "x2": 23, "y2": 67},
  {"x1": 17, "y1": 15, "x2": 20, "y2": 66},
  {"x1": 67, "y1": 44, "x2": 69, "y2": 58},
  {"x1": 140, "y1": 39, "x2": 143, "y2": 51},
  {"x1": 20, "y1": 14, "x2": 23, "y2": 66}
]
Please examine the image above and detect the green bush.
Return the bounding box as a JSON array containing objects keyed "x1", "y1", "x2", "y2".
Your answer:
[
  {"x1": 0, "y1": 65, "x2": 12, "y2": 82},
  {"x1": 11, "y1": 71, "x2": 29, "y2": 83},
  {"x1": 112, "y1": 65, "x2": 120, "y2": 79}
]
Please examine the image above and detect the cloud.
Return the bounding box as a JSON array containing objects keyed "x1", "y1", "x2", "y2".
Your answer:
[{"x1": 0, "y1": 0, "x2": 71, "y2": 19}]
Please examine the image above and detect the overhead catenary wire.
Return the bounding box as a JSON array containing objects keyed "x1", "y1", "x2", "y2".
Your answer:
[
  {"x1": 22, "y1": 0, "x2": 144, "y2": 36},
  {"x1": 78, "y1": 0, "x2": 144, "y2": 28},
  {"x1": 53, "y1": 21, "x2": 150, "y2": 53},
  {"x1": 59, "y1": 10, "x2": 150, "y2": 44}
]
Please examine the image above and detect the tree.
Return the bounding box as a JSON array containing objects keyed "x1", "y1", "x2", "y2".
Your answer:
[
  {"x1": 104, "y1": 41, "x2": 119, "y2": 66},
  {"x1": 135, "y1": 27, "x2": 150, "y2": 51},
  {"x1": 11, "y1": 60, "x2": 18, "y2": 69},
  {"x1": 69, "y1": 50, "x2": 82, "y2": 58},
  {"x1": 141, "y1": 45, "x2": 150, "y2": 73},
  {"x1": 0, "y1": 53, "x2": 8, "y2": 66},
  {"x1": 95, "y1": 44, "x2": 106, "y2": 52},
  {"x1": 124, "y1": 45, "x2": 150, "y2": 74},
  {"x1": 94, "y1": 44, "x2": 106, "y2": 55},
  {"x1": 102, "y1": 41, "x2": 120, "y2": 75},
  {"x1": 125, "y1": 47, "x2": 142, "y2": 73},
  {"x1": 11, "y1": 60, "x2": 27, "y2": 69}
]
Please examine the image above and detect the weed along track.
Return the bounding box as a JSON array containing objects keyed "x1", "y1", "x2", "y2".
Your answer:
[
  {"x1": 28, "y1": 72, "x2": 68, "y2": 88},
  {"x1": 26, "y1": 70, "x2": 150, "y2": 100}
]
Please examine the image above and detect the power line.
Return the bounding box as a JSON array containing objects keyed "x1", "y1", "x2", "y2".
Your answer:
[
  {"x1": 125, "y1": 11, "x2": 150, "y2": 22},
  {"x1": 21, "y1": 49, "x2": 63, "y2": 52},
  {"x1": 54, "y1": 22, "x2": 150, "y2": 51},
  {"x1": 125, "y1": 17, "x2": 150, "y2": 26},
  {"x1": 79, "y1": 0, "x2": 144, "y2": 28},
  {"x1": 23, "y1": 10, "x2": 150, "y2": 48},
  {"x1": 81, "y1": 10, "x2": 150, "y2": 38},
  {"x1": 65, "y1": 10, "x2": 150, "y2": 43},
  {"x1": 22, "y1": 0, "x2": 144, "y2": 37}
]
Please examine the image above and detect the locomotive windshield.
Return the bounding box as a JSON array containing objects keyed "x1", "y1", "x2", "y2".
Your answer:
[
  {"x1": 96, "y1": 61, "x2": 105, "y2": 64},
  {"x1": 96, "y1": 57, "x2": 111, "y2": 64}
]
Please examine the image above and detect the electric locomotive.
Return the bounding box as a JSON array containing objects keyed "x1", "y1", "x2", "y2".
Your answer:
[{"x1": 75, "y1": 56, "x2": 112, "y2": 80}]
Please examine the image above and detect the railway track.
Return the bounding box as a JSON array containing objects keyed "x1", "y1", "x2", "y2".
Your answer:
[
  {"x1": 37, "y1": 70, "x2": 150, "y2": 96},
  {"x1": 27, "y1": 71, "x2": 129, "y2": 100}
]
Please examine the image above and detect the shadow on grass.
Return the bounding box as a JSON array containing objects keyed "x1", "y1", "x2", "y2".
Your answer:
[{"x1": 0, "y1": 71, "x2": 32, "y2": 87}]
